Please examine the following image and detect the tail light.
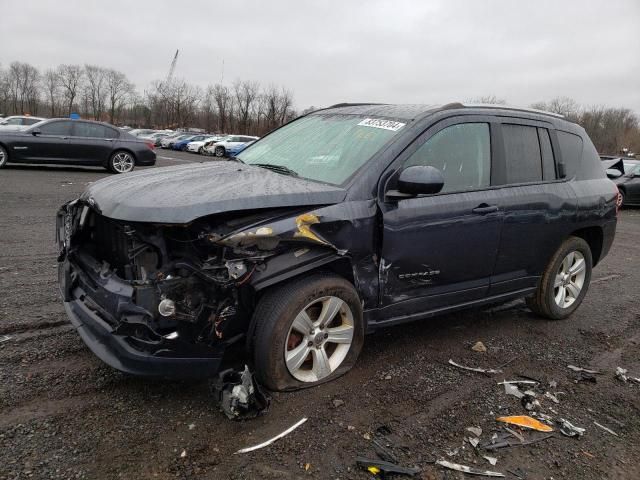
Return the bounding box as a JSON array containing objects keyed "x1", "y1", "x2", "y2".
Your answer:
[{"x1": 145, "y1": 141, "x2": 155, "y2": 150}]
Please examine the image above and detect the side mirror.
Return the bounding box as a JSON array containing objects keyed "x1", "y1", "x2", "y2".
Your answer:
[
  {"x1": 393, "y1": 165, "x2": 445, "y2": 197},
  {"x1": 31, "y1": 129, "x2": 42, "y2": 136}
]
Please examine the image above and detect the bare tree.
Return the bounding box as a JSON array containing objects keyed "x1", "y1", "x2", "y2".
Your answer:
[
  {"x1": 212, "y1": 84, "x2": 232, "y2": 133},
  {"x1": 530, "y1": 97, "x2": 580, "y2": 121},
  {"x1": 469, "y1": 95, "x2": 506, "y2": 105},
  {"x1": 84, "y1": 65, "x2": 107, "y2": 120},
  {"x1": 43, "y1": 69, "x2": 60, "y2": 117},
  {"x1": 105, "y1": 69, "x2": 132, "y2": 124},
  {"x1": 57, "y1": 64, "x2": 83, "y2": 115},
  {"x1": 233, "y1": 80, "x2": 259, "y2": 134}
]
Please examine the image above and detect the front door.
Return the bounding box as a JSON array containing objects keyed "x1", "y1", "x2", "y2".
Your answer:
[
  {"x1": 378, "y1": 119, "x2": 503, "y2": 321},
  {"x1": 19, "y1": 120, "x2": 73, "y2": 162}
]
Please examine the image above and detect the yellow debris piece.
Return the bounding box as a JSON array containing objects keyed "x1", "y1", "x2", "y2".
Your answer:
[
  {"x1": 367, "y1": 466, "x2": 381, "y2": 475},
  {"x1": 496, "y1": 415, "x2": 554, "y2": 432}
]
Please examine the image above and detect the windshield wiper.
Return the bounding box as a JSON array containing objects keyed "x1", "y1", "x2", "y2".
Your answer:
[{"x1": 251, "y1": 163, "x2": 299, "y2": 177}]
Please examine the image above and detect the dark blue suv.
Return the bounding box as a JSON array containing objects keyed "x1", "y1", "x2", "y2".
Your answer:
[{"x1": 57, "y1": 103, "x2": 617, "y2": 390}]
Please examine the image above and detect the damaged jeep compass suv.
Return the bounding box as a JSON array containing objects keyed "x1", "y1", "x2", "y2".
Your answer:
[{"x1": 58, "y1": 103, "x2": 617, "y2": 390}]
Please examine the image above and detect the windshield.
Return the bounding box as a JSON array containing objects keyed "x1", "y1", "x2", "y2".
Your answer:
[{"x1": 237, "y1": 114, "x2": 406, "y2": 185}]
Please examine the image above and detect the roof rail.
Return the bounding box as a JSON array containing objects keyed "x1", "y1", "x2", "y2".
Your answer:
[
  {"x1": 460, "y1": 103, "x2": 565, "y2": 118},
  {"x1": 327, "y1": 102, "x2": 385, "y2": 108}
]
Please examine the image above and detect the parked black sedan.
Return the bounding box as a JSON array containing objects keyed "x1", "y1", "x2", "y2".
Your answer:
[
  {"x1": 0, "y1": 119, "x2": 156, "y2": 174},
  {"x1": 602, "y1": 157, "x2": 640, "y2": 207}
]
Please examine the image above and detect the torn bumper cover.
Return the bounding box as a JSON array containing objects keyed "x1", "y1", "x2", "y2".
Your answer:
[{"x1": 59, "y1": 258, "x2": 224, "y2": 378}]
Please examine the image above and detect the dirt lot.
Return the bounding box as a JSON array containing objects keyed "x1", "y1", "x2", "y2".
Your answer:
[{"x1": 1, "y1": 153, "x2": 639, "y2": 479}]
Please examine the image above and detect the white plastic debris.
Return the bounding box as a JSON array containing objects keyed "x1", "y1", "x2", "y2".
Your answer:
[
  {"x1": 558, "y1": 418, "x2": 585, "y2": 437},
  {"x1": 235, "y1": 417, "x2": 308, "y2": 454},
  {"x1": 468, "y1": 437, "x2": 479, "y2": 448},
  {"x1": 594, "y1": 421, "x2": 619, "y2": 437},
  {"x1": 180, "y1": 450, "x2": 187, "y2": 458},
  {"x1": 0, "y1": 335, "x2": 10, "y2": 343},
  {"x1": 544, "y1": 392, "x2": 560, "y2": 404},
  {"x1": 567, "y1": 365, "x2": 600, "y2": 374},
  {"x1": 497, "y1": 380, "x2": 538, "y2": 386},
  {"x1": 483, "y1": 456, "x2": 498, "y2": 466},
  {"x1": 436, "y1": 459, "x2": 504, "y2": 477},
  {"x1": 615, "y1": 367, "x2": 640, "y2": 384},
  {"x1": 467, "y1": 426, "x2": 483, "y2": 437},
  {"x1": 504, "y1": 383, "x2": 524, "y2": 399},
  {"x1": 449, "y1": 359, "x2": 502, "y2": 375}
]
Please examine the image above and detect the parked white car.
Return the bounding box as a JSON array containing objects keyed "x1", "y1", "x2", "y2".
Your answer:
[
  {"x1": 187, "y1": 135, "x2": 225, "y2": 154},
  {"x1": 0, "y1": 115, "x2": 45, "y2": 131},
  {"x1": 208, "y1": 135, "x2": 259, "y2": 157}
]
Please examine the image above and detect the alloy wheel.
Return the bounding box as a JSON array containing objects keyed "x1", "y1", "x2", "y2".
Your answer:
[
  {"x1": 112, "y1": 152, "x2": 134, "y2": 173},
  {"x1": 0, "y1": 146, "x2": 6, "y2": 167},
  {"x1": 554, "y1": 251, "x2": 586, "y2": 308},
  {"x1": 215, "y1": 147, "x2": 225, "y2": 157},
  {"x1": 284, "y1": 296, "x2": 355, "y2": 382}
]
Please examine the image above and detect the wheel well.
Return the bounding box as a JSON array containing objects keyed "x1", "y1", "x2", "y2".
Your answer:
[{"x1": 571, "y1": 226, "x2": 604, "y2": 265}]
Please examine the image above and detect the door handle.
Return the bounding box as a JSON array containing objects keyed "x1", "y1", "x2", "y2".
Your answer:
[{"x1": 472, "y1": 204, "x2": 499, "y2": 215}]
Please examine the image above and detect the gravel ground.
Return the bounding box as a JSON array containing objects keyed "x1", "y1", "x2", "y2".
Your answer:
[{"x1": 1, "y1": 152, "x2": 639, "y2": 479}]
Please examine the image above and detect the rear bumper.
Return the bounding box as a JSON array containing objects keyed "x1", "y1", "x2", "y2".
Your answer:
[{"x1": 136, "y1": 150, "x2": 156, "y2": 166}]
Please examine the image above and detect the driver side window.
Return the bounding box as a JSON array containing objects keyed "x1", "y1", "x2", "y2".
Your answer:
[{"x1": 404, "y1": 123, "x2": 491, "y2": 193}]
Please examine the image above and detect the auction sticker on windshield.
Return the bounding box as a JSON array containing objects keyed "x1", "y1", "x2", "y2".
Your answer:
[{"x1": 357, "y1": 118, "x2": 406, "y2": 131}]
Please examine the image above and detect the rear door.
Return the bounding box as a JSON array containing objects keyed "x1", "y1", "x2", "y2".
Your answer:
[
  {"x1": 489, "y1": 120, "x2": 577, "y2": 295},
  {"x1": 67, "y1": 122, "x2": 118, "y2": 165},
  {"x1": 378, "y1": 117, "x2": 504, "y2": 319}
]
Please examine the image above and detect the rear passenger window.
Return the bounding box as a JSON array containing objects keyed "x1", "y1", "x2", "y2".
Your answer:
[
  {"x1": 404, "y1": 123, "x2": 491, "y2": 193},
  {"x1": 503, "y1": 124, "x2": 542, "y2": 184},
  {"x1": 538, "y1": 128, "x2": 556, "y2": 180},
  {"x1": 556, "y1": 131, "x2": 583, "y2": 178},
  {"x1": 74, "y1": 123, "x2": 117, "y2": 139}
]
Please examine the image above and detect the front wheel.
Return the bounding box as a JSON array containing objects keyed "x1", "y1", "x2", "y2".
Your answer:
[
  {"x1": 214, "y1": 146, "x2": 226, "y2": 157},
  {"x1": 252, "y1": 274, "x2": 364, "y2": 391},
  {"x1": 108, "y1": 151, "x2": 135, "y2": 174},
  {"x1": 526, "y1": 236, "x2": 592, "y2": 319},
  {"x1": 617, "y1": 190, "x2": 625, "y2": 208}
]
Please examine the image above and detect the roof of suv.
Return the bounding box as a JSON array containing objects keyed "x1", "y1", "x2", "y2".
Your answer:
[{"x1": 317, "y1": 102, "x2": 571, "y2": 124}]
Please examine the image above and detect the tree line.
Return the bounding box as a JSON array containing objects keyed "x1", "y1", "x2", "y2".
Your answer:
[
  {"x1": 0, "y1": 61, "x2": 296, "y2": 136},
  {"x1": 473, "y1": 95, "x2": 639, "y2": 155}
]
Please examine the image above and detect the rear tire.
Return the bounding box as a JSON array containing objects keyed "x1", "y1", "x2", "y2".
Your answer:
[
  {"x1": 617, "y1": 190, "x2": 625, "y2": 208},
  {"x1": 108, "y1": 150, "x2": 135, "y2": 174},
  {"x1": 0, "y1": 144, "x2": 8, "y2": 168},
  {"x1": 215, "y1": 146, "x2": 226, "y2": 158},
  {"x1": 252, "y1": 274, "x2": 364, "y2": 391},
  {"x1": 526, "y1": 236, "x2": 592, "y2": 319}
]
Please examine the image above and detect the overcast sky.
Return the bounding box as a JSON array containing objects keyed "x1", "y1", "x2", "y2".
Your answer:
[{"x1": 2, "y1": 0, "x2": 639, "y2": 113}]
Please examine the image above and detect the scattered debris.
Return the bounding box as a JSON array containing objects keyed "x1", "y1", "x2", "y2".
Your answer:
[
  {"x1": 211, "y1": 366, "x2": 270, "y2": 420},
  {"x1": 497, "y1": 380, "x2": 538, "y2": 386},
  {"x1": 332, "y1": 398, "x2": 345, "y2": 408},
  {"x1": 549, "y1": 380, "x2": 558, "y2": 388},
  {"x1": 468, "y1": 437, "x2": 480, "y2": 448},
  {"x1": 615, "y1": 367, "x2": 640, "y2": 384},
  {"x1": 384, "y1": 374, "x2": 392, "y2": 380},
  {"x1": 0, "y1": 335, "x2": 10, "y2": 343},
  {"x1": 567, "y1": 365, "x2": 600, "y2": 374},
  {"x1": 521, "y1": 394, "x2": 541, "y2": 412},
  {"x1": 449, "y1": 359, "x2": 502, "y2": 375},
  {"x1": 356, "y1": 457, "x2": 420, "y2": 476},
  {"x1": 535, "y1": 412, "x2": 554, "y2": 424},
  {"x1": 372, "y1": 439, "x2": 398, "y2": 464},
  {"x1": 188, "y1": 423, "x2": 195, "y2": 430},
  {"x1": 504, "y1": 427, "x2": 525, "y2": 443},
  {"x1": 483, "y1": 456, "x2": 498, "y2": 466},
  {"x1": 506, "y1": 467, "x2": 527, "y2": 479},
  {"x1": 363, "y1": 432, "x2": 372, "y2": 440},
  {"x1": 467, "y1": 426, "x2": 483, "y2": 437},
  {"x1": 544, "y1": 392, "x2": 560, "y2": 404},
  {"x1": 180, "y1": 450, "x2": 187, "y2": 458},
  {"x1": 504, "y1": 383, "x2": 525, "y2": 399},
  {"x1": 436, "y1": 460, "x2": 504, "y2": 477},
  {"x1": 472, "y1": 341, "x2": 487, "y2": 353},
  {"x1": 347, "y1": 425, "x2": 356, "y2": 431},
  {"x1": 482, "y1": 432, "x2": 554, "y2": 451},
  {"x1": 593, "y1": 421, "x2": 619, "y2": 437},
  {"x1": 557, "y1": 418, "x2": 585, "y2": 437},
  {"x1": 496, "y1": 416, "x2": 553, "y2": 432},
  {"x1": 235, "y1": 417, "x2": 308, "y2": 454}
]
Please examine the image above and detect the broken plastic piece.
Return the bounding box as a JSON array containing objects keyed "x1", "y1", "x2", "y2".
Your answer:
[
  {"x1": 544, "y1": 392, "x2": 560, "y2": 404},
  {"x1": 483, "y1": 456, "x2": 498, "y2": 466},
  {"x1": 615, "y1": 367, "x2": 640, "y2": 384},
  {"x1": 504, "y1": 383, "x2": 524, "y2": 399},
  {"x1": 497, "y1": 380, "x2": 538, "y2": 386},
  {"x1": 496, "y1": 416, "x2": 553, "y2": 432},
  {"x1": 557, "y1": 418, "x2": 585, "y2": 437},
  {"x1": 521, "y1": 394, "x2": 540, "y2": 412},
  {"x1": 482, "y1": 432, "x2": 554, "y2": 451},
  {"x1": 468, "y1": 437, "x2": 480, "y2": 448},
  {"x1": 235, "y1": 417, "x2": 308, "y2": 454},
  {"x1": 504, "y1": 427, "x2": 525, "y2": 443},
  {"x1": 212, "y1": 365, "x2": 270, "y2": 420},
  {"x1": 472, "y1": 341, "x2": 487, "y2": 353},
  {"x1": 0, "y1": 335, "x2": 10, "y2": 343},
  {"x1": 567, "y1": 365, "x2": 600, "y2": 374},
  {"x1": 449, "y1": 359, "x2": 502, "y2": 375},
  {"x1": 436, "y1": 460, "x2": 504, "y2": 477},
  {"x1": 356, "y1": 457, "x2": 420, "y2": 476},
  {"x1": 593, "y1": 421, "x2": 619, "y2": 437},
  {"x1": 467, "y1": 426, "x2": 483, "y2": 437}
]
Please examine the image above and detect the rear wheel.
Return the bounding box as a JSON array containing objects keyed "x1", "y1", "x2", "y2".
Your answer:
[
  {"x1": 215, "y1": 146, "x2": 226, "y2": 157},
  {"x1": 0, "y1": 144, "x2": 8, "y2": 168},
  {"x1": 108, "y1": 151, "x2": 135, "y2": 174},
  {"x1": 252, "y1": 274, "x2": 364, "y2": 391},
  {"x1": 526, "y1": 236, "x2": 592, "y2": 319},
  {"x1": 617, "y1": 189, "x2": 625, "y2": 208}
]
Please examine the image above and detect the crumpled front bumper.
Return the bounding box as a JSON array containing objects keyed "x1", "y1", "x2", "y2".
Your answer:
[{"x1": 57, "y1": 204, "x2": 224, "y2": 379}]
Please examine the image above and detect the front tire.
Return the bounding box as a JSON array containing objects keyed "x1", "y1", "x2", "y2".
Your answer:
[
  {"x1": 198, "y1": 147, "x2": 204, "y2": 154},
  {"x1": 252, "y1": 274, "x2": 364, "y2": 391},
  {"x1": 617, "y1": 190, "x2": 625, "y2": 208},
  {"x1": 526, "y1": 236, "x2": 592, "y2": 319},
  {"x1": 108, "y1": 151, "x2": 135, "y2": 174},
  {"x1": 0, "y1": 144, "x2": 8, "y2": 168},
  {"x1": 215, "y1": 146, "x2": 226, "y2": 158}
]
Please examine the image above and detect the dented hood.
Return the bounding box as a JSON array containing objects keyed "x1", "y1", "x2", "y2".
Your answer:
[{"x1": 81, "y1": 162, "x2": 347, "y2": 223}]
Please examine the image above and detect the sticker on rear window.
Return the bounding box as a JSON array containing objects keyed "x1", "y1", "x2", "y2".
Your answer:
[{"x1": 357, "y1": 118, "x2": 406, "y2": 131}]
